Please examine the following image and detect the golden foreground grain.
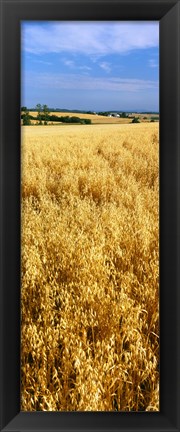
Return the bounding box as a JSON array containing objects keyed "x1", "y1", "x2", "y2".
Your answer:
[{"x1": 21, "y1": 123, "x2": 159, "y2": 411}]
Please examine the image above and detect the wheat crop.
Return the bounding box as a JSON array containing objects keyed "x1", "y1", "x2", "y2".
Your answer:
[{"x1": 21, "y1": 122, "x2": 159, "y2": 411}]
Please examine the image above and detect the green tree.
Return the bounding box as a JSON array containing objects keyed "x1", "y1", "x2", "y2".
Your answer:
[
  {"x1": 82, "y1": 119, "x2": 91, "y2": 124},
  {"x1": 121, "y1": 112, "x2": 127, "y2": 118},
  {"x1": 21, "y1": 106, "x2": 27, "y2": 113},
  {"x1": 21, "y1": 107, "x2": 31, "y2": 125},
  {"x1": 43, "y1": 104, "x2": 50, "y2": 125},
  {"x1": 36, "y1": 103, "x2": 42, "y2": 125},
  {"x1": 132, "y1": 117, "x2": 140, "y2": 123}
]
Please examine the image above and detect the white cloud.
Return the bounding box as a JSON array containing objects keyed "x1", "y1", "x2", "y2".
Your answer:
[
  {"x1": 99, "y1": 62, "x2": 111, "y2": 73},
  {"x1": 22, "y1": 21, "x2": 159, "y2": 56},
  {"x1": 149, "y1": 59, "x2": 158, "y2": 68},
  {"x1": 33, "y1": 59, "x2": 52, "y2": 66},
  {"x1": 63, "y1": 59, "x2": 75, "y2": 68},
  {"x1": 63, "y1": 60, "x2": 92, "y2": 71},
  {"x1": 24, "y1": 71, "x2": 158, "y2": 93},
  {"x1": 79, "y1": 65, "x2": 92, "y2": 71}
]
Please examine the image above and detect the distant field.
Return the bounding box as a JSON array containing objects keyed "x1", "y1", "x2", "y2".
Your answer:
[
  {"x1": 21, "y1": 122, "x2": 159, "y2": 412},
  {"x1": 29, "y1": 111, "x2": 132, "y2": 124},
  {"x1": 29, "y1": 111, "x2": 159, "y2": 125}
]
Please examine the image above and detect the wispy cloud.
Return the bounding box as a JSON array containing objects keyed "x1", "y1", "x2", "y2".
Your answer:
[
  {"x1": 79, "y1": 65, "x2": 92, "y2": 71},
  {"x1": 63, "y1": 59, "x2": 75, "y2": 68},
  {"x1": 63, "y1": 60, "x2": 92, "y2": 72},
  {"x1": 24, "y1": 71, "x2": 158, "y2": 93},
  {"x1": 22, "y1": 22, "x2": 159, "y2": 57},
  {"x1": 32, "y1": 59, "x2": 52, "y2": 66},
  {"x1": 149, "y1": 59, "x2": 158, "y2": 68},
  {"x1": 99, "y1": 62, "x2": 111, "y2": 73}
]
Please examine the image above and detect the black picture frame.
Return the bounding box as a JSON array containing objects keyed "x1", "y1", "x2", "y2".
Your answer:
[{"x1": 0, "y1": 0, "x2": 180, "y2": 431}]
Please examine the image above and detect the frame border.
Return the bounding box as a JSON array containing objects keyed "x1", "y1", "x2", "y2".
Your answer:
[{"x1": 1, "y1": 1, "x2": 180, "y2": 431}]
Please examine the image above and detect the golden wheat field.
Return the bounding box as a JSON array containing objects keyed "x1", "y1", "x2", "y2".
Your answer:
[{"x1": 21, "y1": 122, "x2": 159, "y2": 412}]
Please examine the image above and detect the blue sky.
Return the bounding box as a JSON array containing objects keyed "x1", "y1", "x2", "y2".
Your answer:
[{"x1": 21, "y1": 21, "x2": 159, "y2": 112}]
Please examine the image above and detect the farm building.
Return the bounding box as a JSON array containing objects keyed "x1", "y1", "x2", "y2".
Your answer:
[{"x1": 108, "y1": 113, "x2": 120, "y2": 117}]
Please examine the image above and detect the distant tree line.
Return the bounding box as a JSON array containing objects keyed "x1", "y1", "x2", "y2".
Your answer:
[
  {"x1": 21, "y1": 104, "x2": 91, "y2": 125},
  {"x1": 49, "y1": 115, "x2": 91, "y2": 124}
]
